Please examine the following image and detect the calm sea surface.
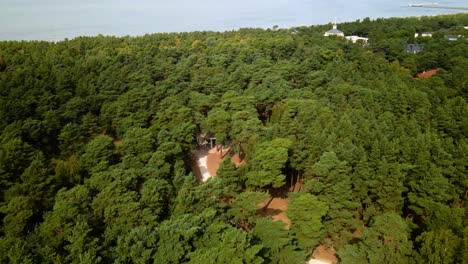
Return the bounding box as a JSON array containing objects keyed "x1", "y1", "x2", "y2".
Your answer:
[{"x1": 0, "y1": 0, "x2": 466, "y2": 41}]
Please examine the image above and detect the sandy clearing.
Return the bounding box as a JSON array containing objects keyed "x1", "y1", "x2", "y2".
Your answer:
[
  {"x1": 258, "y1": 197, "x2": 291, "y2": 230},
  {"x1": 230, "y1": 153, "x2": 244, "y2": 167},
  {"x1": 192, "y1": 146, "x2": 224, "y2": 182},
  {"x1": 312, "y1": 244, "x2": 338, "y2": 264},
  {"x1": 192, "y1": 149, "x2": 210, "y2": 182},
  {"x1": 197, "y1": 155, "x2": 211, "y2": 182},
  {"x1": 206, "y1": 147, "x2": 222, "y2": 177},
  {"x1": 272, "y1": 212, "x2": 291, "y2": 229},
  {"x1": 307, "y1": 259, "x2": 332, "y2": 264},
  {"x1": 113, "y1": 139, "x2": 123, "y2": 146}
]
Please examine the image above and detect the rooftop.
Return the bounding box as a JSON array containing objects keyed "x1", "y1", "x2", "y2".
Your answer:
[
  {"x1": 417, "y1": 69, "x2": 438, "y2": 78},
  {"x1": 324, "y1": 24, "x2": 344, "y2": 36},
  {"x1": 405, "y1": 43, "x2": 423, "y2": 53},
  {"x1": 326, "y1": 28, "x2": 344, "y2": 34}
]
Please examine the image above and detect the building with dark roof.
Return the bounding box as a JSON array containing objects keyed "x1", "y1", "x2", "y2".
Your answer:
[
  {"x1": 444, "y1": 35, "x2": 460, "y2": 41},
  {"x1": 324, "y1": 24, "x2": 344, "y2": 37},
  {"x1": 405, "y1": 43, "x2": 423, "y2": 54}
]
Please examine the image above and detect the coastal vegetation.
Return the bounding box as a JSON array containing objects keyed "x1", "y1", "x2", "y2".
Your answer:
[{"x1": 0, "y1": 13, "x2": 467, "y2": 263}]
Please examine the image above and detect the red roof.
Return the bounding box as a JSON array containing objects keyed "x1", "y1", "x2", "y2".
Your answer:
[{"x1": 417, "y1": 69, "x2": 438, "y2": 78}]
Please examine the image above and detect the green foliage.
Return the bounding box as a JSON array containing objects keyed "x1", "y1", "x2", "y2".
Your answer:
[
  {"x1": 188, "y1": 223, "x2": 264, "y2": 264},
  {"x1": 202, "y1": 108, "x2": 231, "y2": 144},
  {"x1": 216, "y1": 158, "x2": 242, "y2": 197},
  {"x1": 1, "y1": 195, "x2": 34, "y2": 236},
  {"x1": 228, "y1": 191, "x2": 270, "y2": 228},
  {"x1": 53, "y1": 154, "x2": 81, "y2": 185},
  {"x1": 246, "y1": 138, "x2": 291, "y2": 189},
  {"x1": 114, "y1": 226, "x2": 158, "y2": 264},
  {"x1": 37, "y1": 185, "x2": 92, "y2": 250},
  {"x1": 253, "y1": 218, "x2": 306, "y2": 264},
  {"x1": 0, "y1": 137, "x2": 36, "y2": 190},
  {"x1": 0, "y1": 236, "x2": 33, "y2": 264},
  {"x1": 64, "y1": 221, "x2": 101, "y2": 263},
  {"x1": 308, "y1": 152, "x2": 360, "y2": 247},
  {"x1": 416, "y1": 228, "x2": 460, "y2": 264},
  {"x1": 0, "y1": 14, "x2": 466, "y2": 262},
  {"x1": 338, "y1": 212, "x2": 413, "y2": 264},
  {"x1": 80, "y1": 135, "x2": 115, "y2": 173},
  {"x1": 287, "y1": 193, "x2": 328, "y2": 250},
  {"x1": 121, "y1": 127, "x2": 155, "y2": 164},
  {"x1": 153, "y1": 214, "x2": 205, "y2": 264},
  {"x1": 140, "y1": 178, "x2": 172, "y2": 220}
]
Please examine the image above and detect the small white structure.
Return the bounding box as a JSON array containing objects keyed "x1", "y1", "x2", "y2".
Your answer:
[
  {"x1": 307, "y1": 259, "x2": 332, "y2": 264},
  {"x1": 324, "y1": 23, "x2": 344, "y2": 37},
  {"x1": 445, "y1": 34, "x2": 461, "y2": 41},
  {"x1": 415, "y1": 32, "x2": 433, "y2": 38},
  {"x1": 345, "y1": 35, "x2": 368, "y2": 43}
]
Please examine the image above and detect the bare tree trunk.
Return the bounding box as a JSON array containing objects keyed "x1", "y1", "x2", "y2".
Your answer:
[
  {"x1": 290, "y1": 173, "x2": 293, "y2": 191},
  {"x1": 263, "y1": 195, "x2": 274, "y2": 212}
]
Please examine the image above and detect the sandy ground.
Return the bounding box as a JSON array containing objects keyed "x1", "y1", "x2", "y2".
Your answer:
[
  {"x1": 312, "y1": 244, "x2": 338, "y2": 264},
  {"x1": 206, "y1": 147, "x2": 222, "y2": 177},
  {"x1": 192, "y1": 146, "x2": 223, "y2": 182},
  {"x1": 290, "y1": 179, "x2": 302, "y2": 192},
  {"x1": 352, "y1": 225, "x2": 364, "y2": 239},
  {"x1": 198, "y1": 155, "x2": 211, "y2": 181},
  {"x1": 307, "y1": 259, "x2": 332, "y2": 264},
  {"x1": 230, "y1": 153, "x2": 244, "y2": 167},
  {"x1": 191, "y1": 149, "x2": 208, "y2": 182},
  {"x1": 258, "y1": 197, "x2": 291, "y2": 230},
  {"x1": 113, "y1": 139, "x2": 123, "y2": 146}
]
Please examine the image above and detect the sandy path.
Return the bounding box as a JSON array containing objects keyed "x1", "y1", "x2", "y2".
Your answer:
[
  {"x1": 230, "y1": 153, "x2": 244, "y2": 167},
  {"x1": 206, "y1": 147, "x2": 222, "y2": 177},
  {"x1": 113, "y1": 139, "x2": 123, "y2": 146},
  {"x1": 312, "y1": 244, "x2": 338, "y2": 264},
  {"x1": 197, "y1": 155, "x2": 211, "y2": 182},
  {"x1": 192, "y1": 147, "x2": 224, "y2": 182},
  {"x1": 192, "y1": 149, "x2": 210, "y2": 182},
  {"x1": 308, "y1": 260, "x2": 332, "y2": 264},
  {"x1": 258, "y1": 197, "x2": 291, "y2": 230}
]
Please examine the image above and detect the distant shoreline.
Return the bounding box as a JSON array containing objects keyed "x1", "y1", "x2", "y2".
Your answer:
[{"x1": 0, "y1": 11, "x2": 466, "y2": 42}]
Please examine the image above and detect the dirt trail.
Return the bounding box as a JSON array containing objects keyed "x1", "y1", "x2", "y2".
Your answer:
[
  {"x1": 307, "y1": 260, "x2": 332, "y2": 264},
  {"x1": 192, "y1": 149, "x2": 209, "y2": 182},
  {"x1": 206, "y1": 147, "x2": 222, "y2": 177},
  {"x1": 192, "y1": 146, "x2": 224, "y2": 182},
  {"x1": 311, "y1": 244, "x2": 338, "y2": 264},
  {"x1": 258, "y1": 197, "x2": 291, "y2": 230},
  {"x1": 113, "y1": 139, "x2": 123, "y2": 146},
  {"x1": 230, "y1": 153, "x2": 245, "y2": 167}
]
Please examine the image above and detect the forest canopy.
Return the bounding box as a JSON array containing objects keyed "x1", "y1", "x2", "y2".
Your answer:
[{"x1": 0, "y1": 14, "x2": 467, "y2": 263}]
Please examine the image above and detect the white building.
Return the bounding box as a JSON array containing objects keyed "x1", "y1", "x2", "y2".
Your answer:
[
  {"x1": 324, "y1": 24, "x2": 344, "y2": 37},
  {"x1": 415, "y1": 32, "x2": 433, "y2": 38},
  {"x1": 345, "y1": 35, "x2": 368, "y2": 43},
  {"x1": 445, "y1": 35, "x2": 461, "y2": 41}
]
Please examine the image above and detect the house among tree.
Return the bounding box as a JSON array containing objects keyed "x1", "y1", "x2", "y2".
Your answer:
[
  {"x1": 324, "y1": 23, "x2": 344, "y2": 37},
  {"x1": 345, "y1": 35, "x2": 368, "y2": 43},
  {"x1": 444, "y1": 35, "x2": 460, "y2": 41},
  {"x1": 405, "y1": 43, "x2": 423, "y2": 54},
  {"x1": 415, "y1": 32, "x2": 433, "y2": 37}
]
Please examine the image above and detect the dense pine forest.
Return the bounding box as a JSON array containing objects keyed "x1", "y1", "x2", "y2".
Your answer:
[{"x1": 0, "y1": 14, "x2": 467, "y2": 264}]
